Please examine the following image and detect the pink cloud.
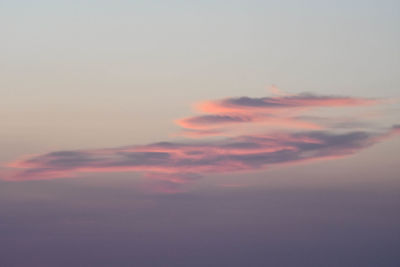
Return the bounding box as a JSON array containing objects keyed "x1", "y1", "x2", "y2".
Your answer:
[
  {"x1": 3, "y1": 91, "x2": 397, "y2": 192},
  {"x1": 6, "y1": 128, "x2": 398, "y2": 184},
  {"x1": 197, "y1": 93, "x2": 377, "y2": 114},
  {"x1": 177, "y1": 93, "x2": 378, "y2": 136}
]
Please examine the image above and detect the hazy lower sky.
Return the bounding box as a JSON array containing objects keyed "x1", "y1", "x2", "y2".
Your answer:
[{"x1": 1, "y1": 1, "x2": 399, "y2": 266}]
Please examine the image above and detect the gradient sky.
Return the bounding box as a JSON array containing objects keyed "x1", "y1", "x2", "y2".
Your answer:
[{"x1": 1, "y1": 1, "x2": 400, "y2": 266}]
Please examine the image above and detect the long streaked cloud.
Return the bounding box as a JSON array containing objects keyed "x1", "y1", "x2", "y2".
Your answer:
[
  {"x1": 177, "y1": 92, "x2": 379, "y2": 136},
  {"x1": 6, "y1": 127, "x2": 399, "y2": 182},
  {"x1": 198, "y1": 93, "x2": 377, "y2": 113},
  {"x1": 4, "y1": 91, "x2": 398, "y2": 192}
]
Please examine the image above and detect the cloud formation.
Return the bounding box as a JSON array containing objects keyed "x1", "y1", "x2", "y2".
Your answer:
[
  {"x1": 177, "y1": 93, "x2": 379, "y2": 136},
  {"x1": 4, "y1": 91, "x2": 398, "y2": 191},
  {"x1": 198, "y1": 93, "x2": 377, "y2": 113}
]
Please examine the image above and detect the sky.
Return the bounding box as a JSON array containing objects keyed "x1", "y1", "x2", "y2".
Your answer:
[{"x1": 1, "y1": 1, "x2": 400, "y2": 266}]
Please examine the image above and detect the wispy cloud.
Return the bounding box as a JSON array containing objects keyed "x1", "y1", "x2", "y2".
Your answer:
[
  {"x1": 4, "y1": 91, "x2": 398, "y2": 192},
  {"x1": 198, "y1": 93, "x2": 377, "y2": 113},
  {"x1": 177, "y1": 92, "x2": 379, "y2": 136}
]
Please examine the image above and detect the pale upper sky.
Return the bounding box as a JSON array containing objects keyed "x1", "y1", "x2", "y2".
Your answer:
[{"x1": 1, "y1": 1, "x2": 399, "y2": 155}]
